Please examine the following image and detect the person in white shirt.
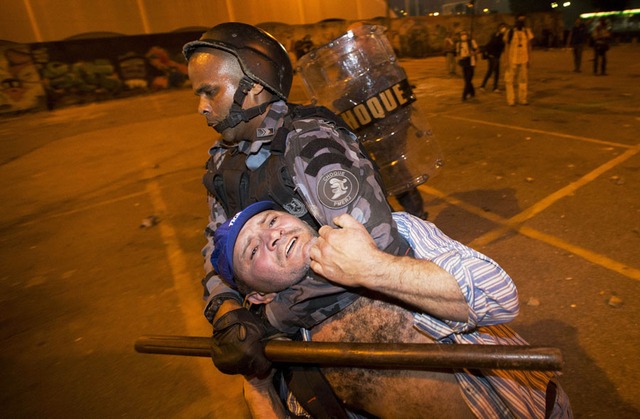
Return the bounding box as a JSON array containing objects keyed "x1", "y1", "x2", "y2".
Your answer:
[{"x1": 504, "y1": 14, "x2": 534, "y2": 106}]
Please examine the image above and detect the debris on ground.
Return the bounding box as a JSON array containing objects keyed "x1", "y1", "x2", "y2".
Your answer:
[
  {"x1": 609, "y1": 175, "x2": 625, "y2": 185},
  {"x1": 608, "y1": 295, "x2": 624, "y2": 308},
  {"x1": 526, "y1": 297, "x2": 541, "y2": 306},
  {"x1": 140, "y1": 216, "x2": 159, "y2": 228}
]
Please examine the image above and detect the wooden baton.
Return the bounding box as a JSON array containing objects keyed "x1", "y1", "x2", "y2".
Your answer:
[{"x1": 134, "y1": 335, "x2": 563, "y2": 371}]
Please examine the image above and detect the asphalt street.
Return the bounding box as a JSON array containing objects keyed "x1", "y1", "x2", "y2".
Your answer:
[{"x1": 1, "y1": 44, "x2": 639, "y2": 418}]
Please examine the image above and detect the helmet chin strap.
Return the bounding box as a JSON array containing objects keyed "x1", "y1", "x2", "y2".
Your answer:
[{"x1": 214, "y1": 76, "x2": 278, "y2": 133}]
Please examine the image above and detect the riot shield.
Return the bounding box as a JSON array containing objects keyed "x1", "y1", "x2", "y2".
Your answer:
[{"x1": 296, "y1": 24, "x2": 443, "y2": 196}]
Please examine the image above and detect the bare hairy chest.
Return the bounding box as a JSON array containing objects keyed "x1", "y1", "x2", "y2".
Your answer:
[{"x1": 308, "y1": 297, "x2": 472, "y2": 418}]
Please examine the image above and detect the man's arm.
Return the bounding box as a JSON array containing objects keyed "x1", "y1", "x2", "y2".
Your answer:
[
  {"x1": 243, "y1": 374, "x2": 287, "y2": 419},
  {"x1": 311, "y1": 212, "x2": 520, "y2": 330},
  {"x1": 310, "y1": 213, "x2": 468, "y2": 322}
]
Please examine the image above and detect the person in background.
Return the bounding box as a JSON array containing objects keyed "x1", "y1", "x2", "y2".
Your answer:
[
  {"x1": 591, "y1": 18, "x2": 611, "y2": 76},
  {"x1": 567, "y1": 17, "x2": 589, "y2": 73},
  {"x1": 456, "y1": 30, "x2": 479, "y2": 102},
  {"x1": 503, "y1": 13, "x2": 534, "y2": 106},
  {"x1": 480, "y1": 23, "x2": 507, "y2": 93},
  {"x1": 444, "y1": 31, "x2": 457, "y2": 76}
]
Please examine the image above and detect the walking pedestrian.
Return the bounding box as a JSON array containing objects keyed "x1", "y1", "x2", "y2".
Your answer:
[
  {"x1": 456, "y1": 30, "x2": 479, "y2": 102},
  {"x1": 591, "y1": 18, "x2": 611, "y2": 76},
  {"x1": 443, "y1": 31, "x2": 457, "y2": 76},
  {"x1": 567, "y1": 18, "x2": 589, "y2": 72},
  {"x1": 480, "y1": 23, "x2": 507, "y2": 92},
  {"x1": 504, "y1": 14, "x2": 534, "y2": 106}
]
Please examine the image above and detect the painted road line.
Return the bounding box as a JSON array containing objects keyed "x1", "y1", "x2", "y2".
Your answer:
[
  {"x1": 418, "y1": 184, "x2": 508, "y2": 225},
  {"x1": 441, "y1": 114, "x2": 634, "y2": 149},
  {"x1": 419, "y1": 142, "x2": 640, "y2": 281},
  {"x1": 419, "y1": 182, "x2": 640, "y2": 281},
  {"x1": 144, "y1": 178, "x2": 205, "y2": 333},
  {"x1": 469, "y1": 144, "x2": 640, "y2": 247},
  {"x1": 518, "y1": 225, "x2": 640, "y2": 281},
  {"x1": 143, "y1": 176, "x2": 223, "y2": 400}
]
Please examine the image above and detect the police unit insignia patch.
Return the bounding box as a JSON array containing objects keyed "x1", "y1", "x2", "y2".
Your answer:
[
  {"x1": 283, "y1": 197, "x2": 307, "y2": 217},
  {"x1": 317, "y1": 169, "x2": 359, "y2": 208}
]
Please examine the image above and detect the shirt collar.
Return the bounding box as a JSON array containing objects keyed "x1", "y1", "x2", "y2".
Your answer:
[
  {"x1": 232, "y1": 100, "x2": 288, "y2": 170},
  {"x1": 236, "y1": 100, "x2": 288, "y2": 156}
]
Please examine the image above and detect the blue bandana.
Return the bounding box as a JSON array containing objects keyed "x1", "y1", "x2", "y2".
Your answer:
[{"x1": 211, "y1": 201, "x2": 277, "y2": 287}]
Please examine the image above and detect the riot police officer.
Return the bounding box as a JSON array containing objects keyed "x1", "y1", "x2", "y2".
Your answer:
[{"x1": 183, "y1": 23, "x2": 411, "y2": 378}]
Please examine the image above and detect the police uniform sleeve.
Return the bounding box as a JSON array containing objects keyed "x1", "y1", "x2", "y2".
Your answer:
[
  {"x1": 201, "y1": 149, "x2": 244, "y2": 323},
  {"x1": 284, "y1": 117, "x2": 408, "y2": 256}
]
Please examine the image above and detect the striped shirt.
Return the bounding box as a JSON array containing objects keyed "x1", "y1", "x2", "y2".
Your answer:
[
  {"x1": 288, "y1": 212, "x2": 572, "y2": 418},
  {"x1": 394, "y1": 212, "x2": 572, "y2": 418}
]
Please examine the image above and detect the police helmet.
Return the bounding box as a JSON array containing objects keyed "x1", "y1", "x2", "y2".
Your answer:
[{"x1": 183, "y1": 22, "x2": 293, "y2": 100}]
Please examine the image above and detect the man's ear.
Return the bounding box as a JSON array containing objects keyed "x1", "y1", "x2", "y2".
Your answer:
[
  {"x1": 244, "y1": 83, "x2": 270, "y2": 107},
  {"x1": 246, "y1": 291, "x2": 277, "y2": 305},
  {"x1": 248, "y1": 82, "x2": 266, "y2": 96}
]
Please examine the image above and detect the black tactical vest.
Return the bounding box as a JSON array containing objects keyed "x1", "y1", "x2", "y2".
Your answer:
[{"x1": 202, "y1": 105, "x2": 359, "y2": 230}]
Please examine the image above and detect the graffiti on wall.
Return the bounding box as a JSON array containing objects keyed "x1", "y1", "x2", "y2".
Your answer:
[
  {"x1": 0, "y1": 31, "x2": 198, "y2": 115},
  {"x1": 0, "y1": 44, "x2": 47, "y2": 114}
]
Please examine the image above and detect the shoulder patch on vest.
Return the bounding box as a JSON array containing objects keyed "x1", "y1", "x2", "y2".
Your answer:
[{"x1": 317, "y1": 169, "x2": 360, "y2": 209}]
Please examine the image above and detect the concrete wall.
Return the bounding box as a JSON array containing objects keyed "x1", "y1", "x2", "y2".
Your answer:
[
  {"x1": 0, "y1": 0, "x2": 390, "y2": 43},
  {"x1": 263, "y1": 12, "x2": 565, "y2": 64},
  {"x1": 0, "y1": 12, "x2": 565, "y2": 116}
]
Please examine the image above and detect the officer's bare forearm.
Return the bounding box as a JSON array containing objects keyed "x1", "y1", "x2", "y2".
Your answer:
[{"x1": 243, "y1": 375, "x2": 287, "y2": 419}]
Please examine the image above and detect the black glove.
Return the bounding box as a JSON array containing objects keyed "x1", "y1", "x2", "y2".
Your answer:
[{"x1": 211, "y1": 308, "x2": 272, "y2": 377}]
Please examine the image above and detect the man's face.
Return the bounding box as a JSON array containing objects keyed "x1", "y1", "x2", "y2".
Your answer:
[
  {"x1": 233, "y1": 210, "x2": 318, "y2": 293},
  {"x1": 187, "y1": 48, "x2": 244, "y2": 142}
]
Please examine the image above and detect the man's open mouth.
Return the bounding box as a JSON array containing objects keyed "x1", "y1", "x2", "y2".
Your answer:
[{"x1": 286, "y1": 237, "x2": 297, "y2": 257}]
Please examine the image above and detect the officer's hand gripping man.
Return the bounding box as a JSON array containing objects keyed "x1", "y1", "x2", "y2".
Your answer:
[{"x1": 183, "y1": 23, "x2": 411, "y2": 378}]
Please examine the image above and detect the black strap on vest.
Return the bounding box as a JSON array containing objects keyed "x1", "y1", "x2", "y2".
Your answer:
[{"x1": 283, "y1": 365, "x2": 349, "y2": 419}]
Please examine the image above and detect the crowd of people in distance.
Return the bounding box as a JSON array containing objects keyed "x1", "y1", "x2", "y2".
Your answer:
[{"x1": 446, "y1": 14, "x2": 612, "y2": 106}]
